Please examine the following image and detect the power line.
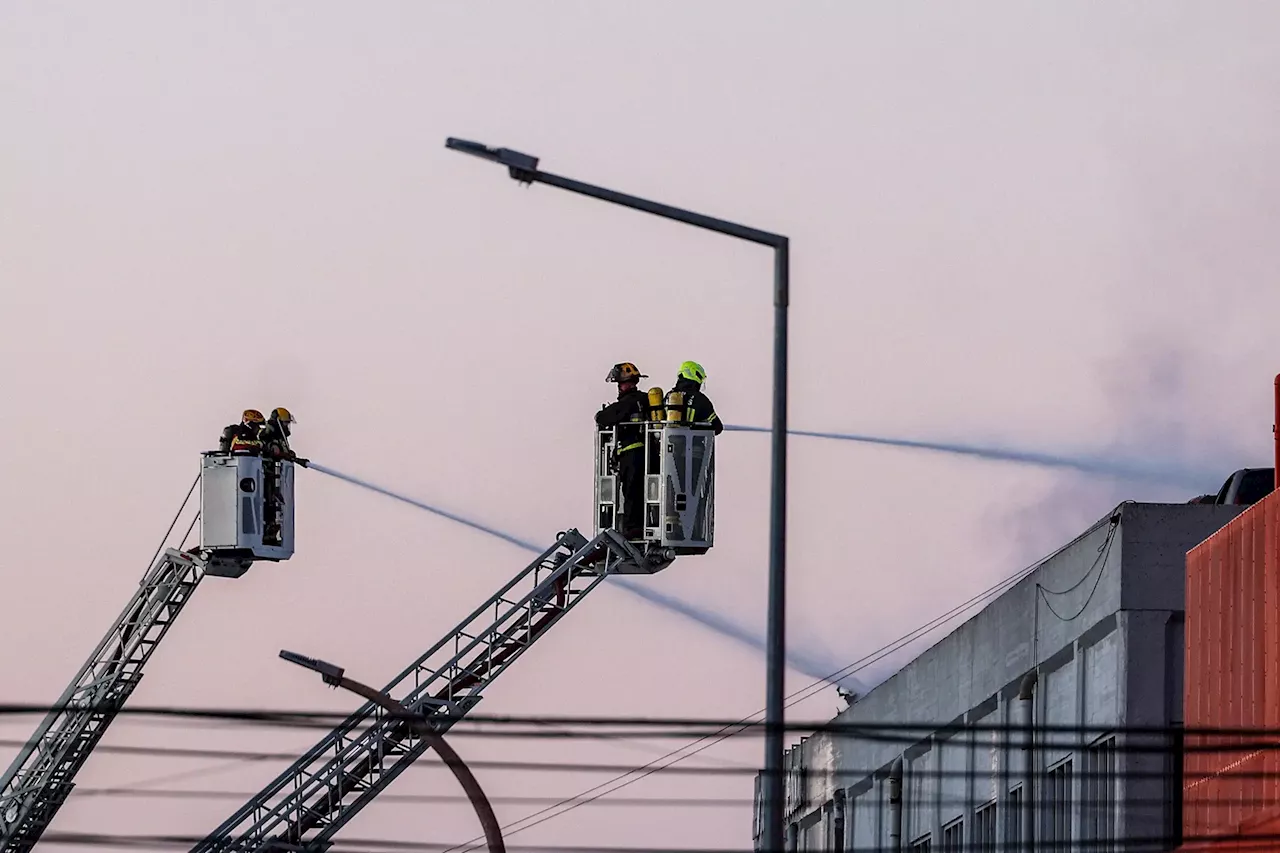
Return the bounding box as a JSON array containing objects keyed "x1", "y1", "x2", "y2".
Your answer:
[
  {"x1": 1037, "y1": 510, "x2": 1119, "y2": 623},
  {"x1": 0, "y1": 740, "x2": 751, "y2": 776},
  {"x1": 3, "y1": 706, "x2": 1263, "y2": 738},
  {"x1": 28, "y1": 829, "x2": 1280, "y2": 852},
  {"x1": 66, "y1": 788, "x2": 756, "y2": 808},
  {"x1": 0, "y1": 499, "x2": 1217, "y2": 852},
  {"x1": 60, "y1": 780, "x2": 1280, "y2": 805},
  {"x1": 437, "y1": 509, "x2": 1215, "y2": 851},
  {"x1": 437, "y1": 540, "x2": 1082, "y2": 851},
  {"x1": 2, "y1": 737, "x2": 1240, "y2": 779}
]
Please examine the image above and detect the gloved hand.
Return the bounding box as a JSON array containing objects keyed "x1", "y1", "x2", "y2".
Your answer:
[{"x1": 294, "y1": 457, "x2": 310, "y2": 467}]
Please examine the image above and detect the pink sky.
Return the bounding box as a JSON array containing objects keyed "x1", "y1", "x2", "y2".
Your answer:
[{"x1": 3, "y1": 2, "x2": 1280, "y2": 850}]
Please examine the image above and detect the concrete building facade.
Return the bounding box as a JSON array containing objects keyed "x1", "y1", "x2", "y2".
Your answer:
[{"x1": 753, "y1": 502, "x2": 1245, "y2": 852}]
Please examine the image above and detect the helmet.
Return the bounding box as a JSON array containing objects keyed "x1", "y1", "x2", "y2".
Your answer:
[
  {"x1": 272, "y1": 407, "x2": 295, "y2": 424},
  {"x1": 242, "y1": 409, "x2": 265, "y2": 424},
  {"x1": 606, "y1": 363, "x2": 647, "y2": 384},
  {"x1": 678, "y1": 361, "x2": 707, "y2": 384}
]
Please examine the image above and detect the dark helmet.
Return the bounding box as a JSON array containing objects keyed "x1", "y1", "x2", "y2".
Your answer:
[{"x1": 606, "y1": 362, "x2": 647, "y2": 384}]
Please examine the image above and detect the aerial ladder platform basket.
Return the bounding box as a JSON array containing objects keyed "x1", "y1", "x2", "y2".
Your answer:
[
  {"x1": 0, "y1": 452, "x2": 301, "y2": 853},
  {"x1": 191, "y1": 419, "x2": 716, "y2": 853}
]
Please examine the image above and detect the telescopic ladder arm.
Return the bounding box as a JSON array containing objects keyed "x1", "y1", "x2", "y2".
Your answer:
[
  {"x1": 0, "y1": 548, "x2": 208, "y2": 853},
  {"x1": 192, "y1": 527, "x2": 651, "y2": 853}
]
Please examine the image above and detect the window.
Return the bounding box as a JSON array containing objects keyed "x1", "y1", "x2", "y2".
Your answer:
[
  {"x1": 1008, "y1": 786, "x2": 1023, "y2": 848},
  {"x1": 941, "y1": 818, "x2": 963, "y2": 852},
  {"x1": 1044, "y1": 758, "x2": 1074, "y2": 850},
  {"x1": 973, "y1": 800, "x2": 997, "y2": 852},
  {"x1": 784, "y1": 744, "x2": 808, "y2": 817},
  {"x1": 1085, "y1": 736, "x2": 1118, "y2": 851},
  {"x1": 910, "y1": 834, "x2": 931, "y2": 852}
]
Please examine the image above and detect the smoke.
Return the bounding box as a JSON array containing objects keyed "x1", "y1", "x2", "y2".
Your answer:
[
  {"x1": 997, "y1": 341, "x2": 1263, "y2": 565},
  {"x1": 721, "y1": 425, "x2": 1219, "y2": 492},
  {"x1": 305, "y1": 461, "x2": 868, "y2": 693}
]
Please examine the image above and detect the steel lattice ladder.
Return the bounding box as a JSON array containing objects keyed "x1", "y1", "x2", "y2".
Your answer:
[
  {"x1": 192, "y1": 527, "x2": 666, "y2": 853},
  {"x1": 0, "y1": 548, "x2": 208, "y2": 853}
]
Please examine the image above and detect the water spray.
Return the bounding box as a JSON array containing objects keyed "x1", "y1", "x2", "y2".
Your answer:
[
  {"x1": 723, "y1": 425, "x2": 1218, "y2": 491},
  {"x1": 303, "y1": 422, "x2": 1217, "y2": 695},
  {"x1": 305, "y1": 462, "x2": 865, "y2": 692},
  {"x1": 306, "y1": 463, "x2": 542, "y2": 552}
]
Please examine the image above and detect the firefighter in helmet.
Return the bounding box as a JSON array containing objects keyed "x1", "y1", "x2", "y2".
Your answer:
[
  {"x1": 259, "y1": 407, "x2": 305, "y2": 463},
  {"x1": 219, "y1": 409, "x2": 265, "y2": 455},
  {"x1": 595, "y1": 363, "x2": 650, "y2": 539},
  {"x1": 258, "y1": 407, "x2": 305, "y2": 545},
  {"x1": 667, "y1": 361, "x2": 722, "y2": 435}
]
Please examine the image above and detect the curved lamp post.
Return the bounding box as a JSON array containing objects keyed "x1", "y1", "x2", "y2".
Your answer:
[
  {"x1": 444, "y1": 137, "x2": 791, "y2": 853},
  {"x1": 278, "y1": 650, "x2": 505, "y2": 853}
]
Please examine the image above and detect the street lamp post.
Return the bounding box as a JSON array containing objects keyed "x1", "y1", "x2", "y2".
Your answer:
[
  {"x1": 279, "y1": 650, "x2": 506, "y2": 853},
  {"x1": 444, "y1": 137, "x2": 790, "y2": 852}
]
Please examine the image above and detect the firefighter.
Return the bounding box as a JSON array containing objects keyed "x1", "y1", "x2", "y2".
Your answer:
[
  {"x1": 258, "y1": 407, "x2": 306, "y2": 545},
  {"x1": 595, "y1": 363, "x2": 650, "y2": 539},
  {"x1": 667, "y1": 361, "x2": 723, "y2": 435},
  {"x1": 219, "y1": 409, "x2": 265, "y2": 454},
  {"x1": 259, "y1": 407, "x2": 303, "y2": 463}
]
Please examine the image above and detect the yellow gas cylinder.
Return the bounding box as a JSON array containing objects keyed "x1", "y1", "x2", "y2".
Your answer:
[
  {"x1": 647, "y1": 387, "x2": 665, "y2": 421},
  {"x1": 665, "y1": 390, "x2": 685, "y2": 423}
]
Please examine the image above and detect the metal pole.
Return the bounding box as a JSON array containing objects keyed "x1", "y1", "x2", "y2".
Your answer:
[
  {"x1": 762, "y1": 239, "x2": 789, "y2": 853},
  {"x1": 1019, "y1": 671, "x2": 1037, "y2": 853},
  {"x1": 443, "y1": 138, "x2": 790, "y2": 852}
]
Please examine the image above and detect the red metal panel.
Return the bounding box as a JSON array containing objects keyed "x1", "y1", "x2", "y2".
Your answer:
[{"x1": 1184, "y1": 489, "x2": 1280, "y2": 844}]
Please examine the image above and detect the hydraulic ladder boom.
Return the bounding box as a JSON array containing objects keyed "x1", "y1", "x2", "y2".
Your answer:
[
  {"x1": 1, "y1": 451, "x2": 303, "y2": 853},
  {"x1": 0, "y1": 547, "x2": 208, "y2": 853},
  {"x1": 192, "y1": 527, "x2": 658, "y2": 853}
]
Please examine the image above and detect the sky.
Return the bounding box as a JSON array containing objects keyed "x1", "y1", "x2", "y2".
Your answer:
[{"x1": 3, "y1": 2, "x2": 1280, "y2": 851}]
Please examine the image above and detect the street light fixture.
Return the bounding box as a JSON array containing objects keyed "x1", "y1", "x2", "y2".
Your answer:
[
  {"x1": 444, "y1": 136, "x2": 791, "y2": 853},
  {"x1": 279, "y1": 650, "x2": 506, "y2": 853}
]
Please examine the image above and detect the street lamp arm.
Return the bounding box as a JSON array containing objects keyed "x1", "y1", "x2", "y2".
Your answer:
[
  {"x1": 336, "y1": 677, "x2": 506, "y2": 853},
  {"x1": 278, "y1": 651, "x2": 505, "y2": 853},
  {"x1": 530, "y1": 170, "x2": 786, "y2": 249},
  {"x1": 443, "y1": 137, "x2": 786, "y2": 250}
]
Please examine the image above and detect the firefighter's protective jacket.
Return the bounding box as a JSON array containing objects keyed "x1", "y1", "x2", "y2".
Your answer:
[
  {"x1": 595, "y1": 388, "x2": 650, "y2": 454},
  {"x1": 671, "y1": 377, "x2": 723, "y2": 435},
  {"x1": 220, "y1": 423, "x2": 263, "y2": 454},
  {"x1": 258, "y1": 421, "x2": 295, "y2": 461}
]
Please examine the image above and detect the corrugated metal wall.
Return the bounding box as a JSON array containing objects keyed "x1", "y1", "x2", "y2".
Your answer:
[{"x1": 1184, "y1": 489, "x2": 1280, "y2": 845}]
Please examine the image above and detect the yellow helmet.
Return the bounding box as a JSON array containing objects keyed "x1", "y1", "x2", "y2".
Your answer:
[
  {"x1": 678, "y1": 361, "x2": 707, "y2": 384},
  {"x1": 272, "y1": 407, "x2": 296, "y2": 425},
  {"x1": 242, "y1": 409, "x2": 265, "y2": 424}
]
